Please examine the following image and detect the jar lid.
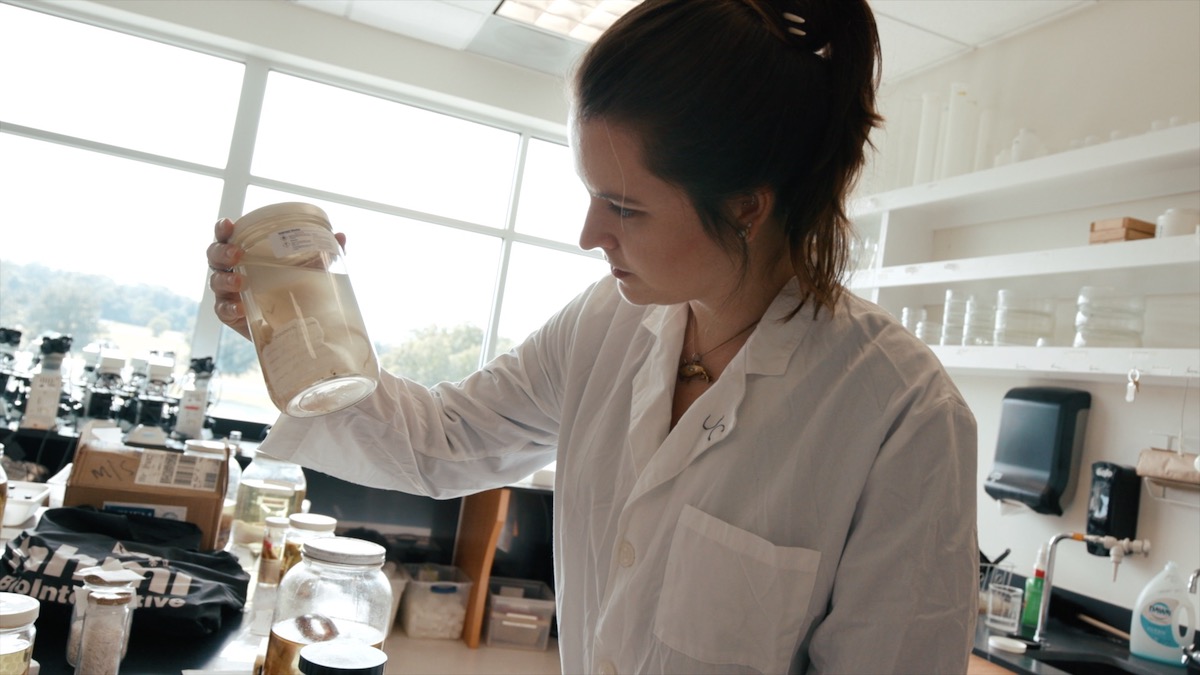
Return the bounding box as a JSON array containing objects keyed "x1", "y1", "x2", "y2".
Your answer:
[
  {"x1": 299, "y1": 639, "x2": 388, "y2": 675},
  {"x1": 232, "y1": 202, "x2": 331, "y2": 245},
  {"x1": 289, "y1": 512, "x2": 338, "y2": 533},
  {"x1": 302, "y1": 537, "x2": 386, "y2": 567},
  {"x1": 0, "y1": 593, "x2": 39, "y2": 627},
  {"x1": 266, "y1": 515, "x2": 292, "y2": 528},
  {"x1": 90, "y1": 590, "x2": 134, "y2": 606}
]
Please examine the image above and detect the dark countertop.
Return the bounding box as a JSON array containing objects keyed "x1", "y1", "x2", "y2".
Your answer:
[{"x1": 971, "y1": 615, "x2": 1190, "y2": 675}]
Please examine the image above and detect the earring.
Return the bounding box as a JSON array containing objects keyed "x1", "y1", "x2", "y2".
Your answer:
[{"x1": 739, "y1": 223, "x2": 753, "y2": 240}]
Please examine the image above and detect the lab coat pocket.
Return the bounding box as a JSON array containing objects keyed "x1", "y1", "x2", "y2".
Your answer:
[{"x1": 653, "y1": 505, "x2": 821, "y2": 674}]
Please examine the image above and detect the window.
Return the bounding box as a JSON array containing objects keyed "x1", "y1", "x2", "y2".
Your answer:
[
  {"x1": 0, "y1": 3, "x2": 243, "y2": 167},
  {"x1": 0, "y1": 4, "x2": 602, "y2": 428},
  {"x1": 253, "y1": 73, "x2": 519, "y2": 227}
]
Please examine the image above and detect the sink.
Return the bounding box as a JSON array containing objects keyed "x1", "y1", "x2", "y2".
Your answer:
[
  {"x1": 1034, "y1": 654, "x2": 1142, "y2": 675},
  {"x1": 1029, "y1": 650, "x2": 1171, "y2": 675}
]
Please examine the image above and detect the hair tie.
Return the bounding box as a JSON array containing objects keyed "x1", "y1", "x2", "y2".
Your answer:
[{"x1": 782, "y1": 11, "x2": 806, "y2": 36}]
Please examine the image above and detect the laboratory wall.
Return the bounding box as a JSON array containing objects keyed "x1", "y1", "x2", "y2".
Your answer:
[{"x1": 868, "y1": 0, "x2": 1200, "y2": 610}]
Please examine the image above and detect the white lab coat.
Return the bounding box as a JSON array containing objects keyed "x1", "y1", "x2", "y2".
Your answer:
[{"x1": 261, "y1": 276, "x2": 979, "y2": 674}]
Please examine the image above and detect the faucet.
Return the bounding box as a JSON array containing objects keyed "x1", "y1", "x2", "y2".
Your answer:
[{"x1": 1032, "y1": 533, "x2": 1151, "y2": 646}]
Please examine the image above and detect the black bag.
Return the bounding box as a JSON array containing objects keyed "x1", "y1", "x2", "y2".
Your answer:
[{"x1": 0, "y1": 507, "x2": 249, "y2": 636}]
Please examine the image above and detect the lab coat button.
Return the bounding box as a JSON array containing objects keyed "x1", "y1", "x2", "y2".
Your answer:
[
  {"x1": 597, "y1": 660, "x2": 617, "y2": 675},
  {"x1": 618, "y1": 540, "x2": 635, "y2": 567}
]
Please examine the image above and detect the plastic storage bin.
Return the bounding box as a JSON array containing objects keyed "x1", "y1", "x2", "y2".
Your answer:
[
  {"x1": 485, "y1": 577, "x2": 556, "y2": 651},
  {"x1": 401, "y1": 564, "x2": 473, "y2": 639}
]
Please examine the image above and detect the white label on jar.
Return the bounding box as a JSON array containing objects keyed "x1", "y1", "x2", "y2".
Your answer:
[
  {"x1": 261, "y1": 316, "x2": 328, "y2": 398},
  {"x1": 267, "y1": 227, "x2": 339, "y2": 259}
]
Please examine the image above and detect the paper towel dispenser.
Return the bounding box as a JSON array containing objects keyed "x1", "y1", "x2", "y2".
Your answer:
[{"x1": 984, "y1": 387, "x2": 1091, "y2": 515}]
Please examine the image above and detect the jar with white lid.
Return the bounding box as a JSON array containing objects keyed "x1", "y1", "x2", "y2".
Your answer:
[
  {"x1": 231, "y1": 202, "x2": 379, "y2": 417},
  {"x1": 264, "y1": 537, "x2": 392, "y2": 675},
  {"x1": 280, "y1": 513, "x2": 338, "y2": 580},
  {"x1": 0, "y1": 592, "x2": 38, "y2": 675}
]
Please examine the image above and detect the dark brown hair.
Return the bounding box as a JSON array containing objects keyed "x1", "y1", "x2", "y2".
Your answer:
[{"x1": 573, "y1": 0, "x2": 882, "y2": 315}]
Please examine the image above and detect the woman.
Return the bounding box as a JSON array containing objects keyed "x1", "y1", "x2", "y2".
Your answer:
[{"x1": 208, "y1": 0, "x2": 978, "y2": 672}]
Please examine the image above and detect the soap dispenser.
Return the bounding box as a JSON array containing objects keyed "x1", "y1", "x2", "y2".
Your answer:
[
  {"x1": 1130, "y1": 561, "x2": 1195, "y2": 665},
  {"x1": 1021, "y1": 545, "x2": 1047, "y2": 631}
]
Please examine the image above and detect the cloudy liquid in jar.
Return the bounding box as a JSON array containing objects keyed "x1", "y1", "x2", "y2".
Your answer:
[
  {"x1": 0, "y1": 635, "x2": 32, "y2": 675},
  {"x1": 241, "y1": 260, "x2": 378, "y2": 417},
  {"x1": 228, "y1": 478, "x2": 297, "y2": 570},
  {"x1": 263, "y1": 615, "x2": 384, "y2": 675}
]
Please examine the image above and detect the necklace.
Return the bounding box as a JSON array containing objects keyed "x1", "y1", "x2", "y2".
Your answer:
[{"x1": 678, "y1": 312, "x2": 760, "y2": 383}]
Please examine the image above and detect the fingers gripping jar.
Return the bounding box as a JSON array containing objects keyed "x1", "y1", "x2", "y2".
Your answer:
[
  {"x1": 264, "y1": 537, "x2": 392, "y2": 675},
  {"x1": 232, "y1": 203, "x2": 379, "y2": 417}
]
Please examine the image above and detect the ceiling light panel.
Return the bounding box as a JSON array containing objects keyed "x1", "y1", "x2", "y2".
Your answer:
[{"x1": 495, "y1": 0, "x2": 642, "y2": 43}]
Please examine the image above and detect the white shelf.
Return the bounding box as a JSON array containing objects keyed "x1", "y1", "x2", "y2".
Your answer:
[
  {"x1": 852, "y1": 233, "x2": 1200, "y2": 294},
  {"x1": 930, "y1": 346, "x2": 1199, "y2": 383},
  {"x1": 851, "y1": 122, "x2": 1200, "y2": 228},
  {"x1": 850, "y1": 122, "x2": 1200, "y2": 382}
]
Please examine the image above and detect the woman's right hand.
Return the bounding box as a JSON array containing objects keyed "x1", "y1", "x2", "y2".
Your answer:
[{"x1": 207, "y1": 218, "x2": 252, "y2": 341}]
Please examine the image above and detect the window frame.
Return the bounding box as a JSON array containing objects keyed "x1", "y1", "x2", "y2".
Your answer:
[{"x1": 1, "y1": 1, "x2": 602, "y2": 422}]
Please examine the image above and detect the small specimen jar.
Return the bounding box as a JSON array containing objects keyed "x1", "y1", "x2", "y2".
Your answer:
[
  {"x1": 280, "y1": 513, "x2": 338, "y2": 581},
  {"x1": 75, "y1": 590, "x2": 133, "y2": 675},
  {"x1": 232, "y1": 202, "x2": 380, "y2": 417},
  {"x1": 67, "y1": 574, "x2": 138, "y2": 667}
]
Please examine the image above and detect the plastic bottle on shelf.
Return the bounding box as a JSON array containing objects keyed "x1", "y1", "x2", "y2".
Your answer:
[
  {"x1": 1020, "y1": 545, "x2": 1047, "y2": 631},
  {"x1": 1130, "y1": 560, "x2": 1196, "y2": 664}
]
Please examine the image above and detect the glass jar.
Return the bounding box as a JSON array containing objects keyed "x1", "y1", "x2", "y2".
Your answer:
[
  {"x1": 231, "y1": 202, "x2": 379, "y2": 417},
  {"x1": 0, "y1": 592, "x2": 38, "y2": 675},
  {"x1": 280, "y1": 513, "x2": 338, "y2": 580},
  {"x1": 229, "y1": 451, "x2": 307, "y2": 572},
  {"x1": 264, "y1": 537, "x2": 392, "y2": 675},
  {"x1": 74, "y1": 590, "x2": 133, "y2": 675},
  {"x1": 67, "y1": 574, "x2": 138, "y2": 667}
]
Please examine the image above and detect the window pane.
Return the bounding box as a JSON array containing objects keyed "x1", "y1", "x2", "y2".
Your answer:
[
  {"x1": 497, "y1": 244, "x2": 609, "y2": 345},
  {"x1": 0, "y1": 4, "x2": 244, "y2": 167},
  {"x1": 253, "y1": 73, "x2": 520, "y2": 227},
  {"x1": 514, "y1": 138, "x2": 589, "y2": 244},
  {"x1": 0, "y1": 133, "x2": 222, "y2": 378}
]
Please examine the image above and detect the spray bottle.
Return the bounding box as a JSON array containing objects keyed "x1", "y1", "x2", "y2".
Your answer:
[
  {"x1": 1130, "y1": 561, "x2": 1196, "y2": 664},
  {"x1": 1021, "y1": 545, "x2": 1047, "y2": 631}
]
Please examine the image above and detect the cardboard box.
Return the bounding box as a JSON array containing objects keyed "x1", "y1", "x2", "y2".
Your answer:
[
  {"x1": 64, "y1": 425, "x2": 229, "y2": 550},
  {"x1": 1089, "y1": 227, "x2": 1155, "y2": 244},
  {"x1": 1089, "y1": 217, "x2": 1156, "y2": 234}
]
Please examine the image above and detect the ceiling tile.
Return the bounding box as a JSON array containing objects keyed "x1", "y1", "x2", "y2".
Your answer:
[
  {"x1": 870, "y1": 0, "x2": 1091, "y2": 46},
  {"x1": 875, "y1": 14, "x2": 969, "y2": 83},
  {"x1": 347, "y1": 0, "x2": 489, "y2": 50},
  {"x1": 291, "y1": 0, "x2": 353, "y2": 18},
  {"x1": 440, "y1": 0, "x2": 502, "y2": 15}
]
